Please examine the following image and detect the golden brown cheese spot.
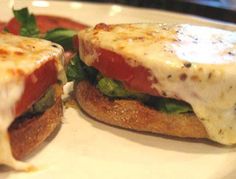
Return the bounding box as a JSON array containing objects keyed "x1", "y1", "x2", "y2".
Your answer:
[
  {"x1": 191, "y1": 75, "x2": 201, "y2": 82},
  {"x1": 8, "y1": 69, "x2": 26, "y2": 77},
  {"x1": 0, "y1": 48, "x2": 9, "y2": 55},
  {"x1": 94, "y1": 23, "x2": 114, "y2": 31},
  {"x1": 14, "y1": 51, "x2": 24, "y2": 56},
  {"x1": 0, "y1": 33, "x2": 64, "y2": 83}
]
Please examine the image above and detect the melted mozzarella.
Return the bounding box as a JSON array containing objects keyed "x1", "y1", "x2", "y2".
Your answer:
[
  {"x1": 0, "y1": 32, "x2": 64, "y2": 170},
  {"x1": 78, "y1": 23, "x2": 236, "y2": 145}
]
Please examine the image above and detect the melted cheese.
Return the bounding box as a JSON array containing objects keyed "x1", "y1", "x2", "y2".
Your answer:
[
  {"x1": 78, "y1": 23, "x2": 236, "y2": 145},
  {"x1": 0, "y1": 32, "x2": 64, "y2": 170}
]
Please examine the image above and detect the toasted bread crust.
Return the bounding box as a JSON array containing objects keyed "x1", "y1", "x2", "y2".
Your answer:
[
  {"x1": 9, "y1": 84, "x2": 63, "y2": 160},
  {"x1": 75, "y1": 81, "x2": 208, "y2": 139}
]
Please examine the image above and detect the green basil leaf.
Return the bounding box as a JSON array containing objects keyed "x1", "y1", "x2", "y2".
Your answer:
[
  {"x1": 66, "y1": 54, "x2": 98, "y2": 82},
  {"x1": 97, "y1": 77, "x2": 149, "y2": 101},
  {"x1": 13, "y1": 7, "x2": 39, "y2": 37},
  {"x1": 153, "y1": 98, "x2": 193, "y2": 114},
  {"x1": 66, "y1": 55, "x2": 86, "y2": 82},
  {"x1": 3, "y1": 27, "x2": 9, "y2": 32},
  {"x1": 44, "y1": 28, "x2": 76, "y2": 50},
  {"x1": 97, "y1": 76, "x2": 192, "y2": 114},
  {"x1": 13, "y1": 7, "x2": 28, "y2": 24},
  {"x1": 31, "y1": 87, "x2": 55, "y2": 114}
]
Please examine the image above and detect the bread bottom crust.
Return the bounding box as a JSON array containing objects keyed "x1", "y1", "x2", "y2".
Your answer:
[
  {"x1": 75, "y1": 81, "x2": 208, "y2": 139},
  {"x1": 9, "y1": 84, "x2": 63, "y2": 160}
]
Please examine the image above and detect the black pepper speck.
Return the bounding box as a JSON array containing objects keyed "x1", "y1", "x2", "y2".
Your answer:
[
  {"x1": 208, "y1": 72, "x2": 212, "y2": 79},
  {"x1": 162, "y1": 91, "x2": 167, "y2": 96},
  {"x1": 184, "y1": 62, "x2": 192, "y2": 68},
  {"x1": 218, "y1": 129, "x2": 223, "y2": 135},
  {"x1": 52, "y1": 44, "x2": 58, "y2": 48},
  {"x1": 228, "y1": 52, "x2": 235, "y2": 56}
]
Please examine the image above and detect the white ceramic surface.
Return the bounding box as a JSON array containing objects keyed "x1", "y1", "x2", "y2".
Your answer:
[{"x1": 1, "y1": 1, "x2": 236, "y2": 178}]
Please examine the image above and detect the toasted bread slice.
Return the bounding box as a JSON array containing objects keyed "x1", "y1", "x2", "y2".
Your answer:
[
  {"x1": 9, "y1": 84, "x2": 63, "y2": 160},
  {"x1": 75, "y1": 81, "x2": 207, "y2": 139}
]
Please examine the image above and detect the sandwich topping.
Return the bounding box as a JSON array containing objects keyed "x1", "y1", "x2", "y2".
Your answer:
[
  {"x1": 78, "y1": 23, "x2": 236, "y2": 145},
  {"x1": 0, "y1": 32, "x2": 64, "y2": 170}
]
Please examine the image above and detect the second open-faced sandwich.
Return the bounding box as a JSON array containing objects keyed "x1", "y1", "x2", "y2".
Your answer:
[{"x1": 68, "y1": 23, "x2": 236, "y2": 145}]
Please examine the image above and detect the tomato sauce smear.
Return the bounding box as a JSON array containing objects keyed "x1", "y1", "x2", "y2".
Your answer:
[{"x1": 5, "y1": 15, "x2": 88, "y2": 35}]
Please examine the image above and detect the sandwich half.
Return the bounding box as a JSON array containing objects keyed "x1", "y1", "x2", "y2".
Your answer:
[
  {"x1": 0, "y1": 32, "x2": 65, "y2": 170},
  {"x1": 70, "y1": 23, "x2": 236, "y2": 145}
]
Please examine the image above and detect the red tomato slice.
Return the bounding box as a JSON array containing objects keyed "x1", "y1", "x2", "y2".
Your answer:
[
  {"x1": 79, "y1": 40, "x2": 160, "y2": 96},
  {"x1": 6, "y1": 15, "x2": 88, "y2": 35},
  {"x1": 14, "y1": 60, "x2": 58, "y2": 117}
]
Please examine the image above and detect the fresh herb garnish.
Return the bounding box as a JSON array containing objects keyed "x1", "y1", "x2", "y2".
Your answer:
[
  {"x1": 12, "y1": 8, "x2": 77, "y2": 50},
  {"x1": 13, "y1": 7, "x2": 40, "y2": 37},
  {"x1": 66, "y1": 55, "x2": 86, "y2": 82},
  {"x1": 45, "y1": 28, "x2": 77, "y2": 50},
  {"x1": 3, "y1": 27, "x2": 9, "y2": 32},
  {"x1": 97, "y1": 76, "x2": 192, "y2": 113},
  {"x1": 97, "y1": 77, "x2": 149, "y2": 101},
  {"x1": 152, "y1": 98, "x2": 193, "y2": 114},
  {"x1": 66, "y1": 54, "x2": 98, "y2": 82}
]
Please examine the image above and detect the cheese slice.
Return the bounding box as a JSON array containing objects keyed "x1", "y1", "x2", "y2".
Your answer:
[
  {"x1": 0, "y1": 32, "x2": 64, "y2": 170},
  {"x1": 78, "y1": 23, "x2": 236, "y2": 145}
]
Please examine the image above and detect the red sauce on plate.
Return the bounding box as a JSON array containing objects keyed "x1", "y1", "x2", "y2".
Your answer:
[{"x1": 5, "y1": 15, "x2": 88, "y2": 34}]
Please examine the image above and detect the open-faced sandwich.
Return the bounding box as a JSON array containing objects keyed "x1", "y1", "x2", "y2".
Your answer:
[
  {"x1": 0, "y1": 32, "x2": 65, "y2": 170},
  {"x1": 0, "y1": 7, "x2": 81, "y2": 171},
  {"x1": 68, "y1": 23, "x2": 236, "y2": 145}
]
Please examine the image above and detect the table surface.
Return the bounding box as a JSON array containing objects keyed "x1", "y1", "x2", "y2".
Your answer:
[{"x1": 78, "y1": 0, "x2": 236, "y2": 23}]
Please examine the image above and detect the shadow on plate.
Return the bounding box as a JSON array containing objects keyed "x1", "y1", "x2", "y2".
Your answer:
[
  {"x1": 76, "y1": 105, "x2": 236, "y2": 154},
  {"x1": 220, "y1": 168, "x2": 236, "y2": 179}
]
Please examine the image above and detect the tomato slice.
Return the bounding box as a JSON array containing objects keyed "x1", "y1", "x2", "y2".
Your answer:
[
  {"x1": 6, "y1": 15, "x2": 88, "y2": 35},
  {"x1": 14, "y1": 60, "x2": 58, "y2": 117},
  {"x1": 79, "y1": 40, "x2": 160, "y2": 96}
]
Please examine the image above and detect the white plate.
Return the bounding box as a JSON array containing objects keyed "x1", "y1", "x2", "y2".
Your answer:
[{"x1": 1, "y1": 1, "x2": 236, "y2": 179}]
